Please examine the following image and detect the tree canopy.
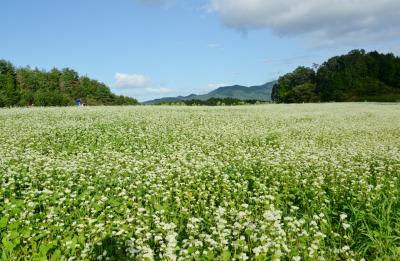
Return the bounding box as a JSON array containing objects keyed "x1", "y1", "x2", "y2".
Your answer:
[
  {"x1": 272, "y1": 50, "x2": 400, "y2": 103},
  {"x1": 0, "y1": 60, "x2": 138, "y2": 107}
]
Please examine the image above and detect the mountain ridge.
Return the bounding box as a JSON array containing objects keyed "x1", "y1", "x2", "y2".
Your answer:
[{"x1": 143, "y1": 81, "x2": 276, "y2": 104}]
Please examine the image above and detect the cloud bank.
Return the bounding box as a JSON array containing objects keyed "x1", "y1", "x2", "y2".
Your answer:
[
  {"x1": 208, "y1": 0, "x2": 400, "y2": 45},
  {"x1": 114, "y1": 73, "x2": 150, "y2": 89},
  {"x1": 113, "y1": 73, "x2": 172, "y2": 95}
]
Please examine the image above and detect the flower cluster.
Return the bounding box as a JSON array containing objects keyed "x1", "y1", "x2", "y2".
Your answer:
[{"x1": 0, "y1": 103, "x2": 399, "y2": 260}]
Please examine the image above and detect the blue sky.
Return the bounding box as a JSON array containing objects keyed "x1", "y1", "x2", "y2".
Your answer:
[{"x1": 1, "y1": 0, "x2": 400, "y2": 101}]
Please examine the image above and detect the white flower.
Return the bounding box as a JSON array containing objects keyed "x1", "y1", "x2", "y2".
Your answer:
[
  {"x1": 238, "y1": 253, "x2": 249, "y2": 260},
  {"x1": 342, "y1": 223, "x2": 351, "y2": 230},
  {"x1": 342, "y1": 245, "x2": 350, "y2": 252},
  {"x1": 253, "y1": 246, "x2": 262, "y2": 256}
]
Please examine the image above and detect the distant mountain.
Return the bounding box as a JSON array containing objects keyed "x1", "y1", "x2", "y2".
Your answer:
[{"x1": 144, "y1": 81, "x2": 276, "y2": 104}]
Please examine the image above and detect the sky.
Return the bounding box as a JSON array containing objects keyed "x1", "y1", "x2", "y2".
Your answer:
[{"x1": 1, "y1": 0, "x2": 400, "y2": 101}]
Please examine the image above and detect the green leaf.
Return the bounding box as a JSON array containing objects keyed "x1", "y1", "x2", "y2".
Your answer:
[
  {"x1": 206, "y1": 250, "x2": 215, "y2": 260},
  {"x1": 221, "y1": 250, "x2": 231, "y2": 261},
  {"x1": 9, "y1": 230, "x2": 19, "y2": 240},
  {"x1": 52, "y1": 249, "x2": 61, "y2": 260},
  {"x1": 39, "y1": 242, "x2": 55, "y2": 257},
  {"x1": 9, "y1": 222, "x2": 20, "y2": 231},
  {"x1": 0, "y1": 217, "x2": 8, "y2": 228},
  {"x1": 2, "y1": 237, "x2": 15, "y2": 253}
]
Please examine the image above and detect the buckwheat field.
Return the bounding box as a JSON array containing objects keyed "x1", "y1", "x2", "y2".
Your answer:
[{"x1": 0, "y1": 103, "x2": 399, "y2": 260}]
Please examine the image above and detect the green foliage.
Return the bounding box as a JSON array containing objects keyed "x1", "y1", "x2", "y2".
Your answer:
[
  {"x1": 286, "y1": 83, "x2": 319, "y2": 103},
  {"x1": 33, "y1": 91, "x2": 72, "y2": 106},
  {"x1": 272, "y1": 50, "x2": 400, "y2": 103},
  {"x1": 0, "y1": 60, "x2": 138, "y2": 107},
  {"x1": 271, "y1": 67, "x2": 316, "y2": 103},
  {"x1": 0, "y1": 60, "x2": 18, "y2": 106},
  {"x1": 157, "y1": 97, "x2": 268, "y2": 106}
]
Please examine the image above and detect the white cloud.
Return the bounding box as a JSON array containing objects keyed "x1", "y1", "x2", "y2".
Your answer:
[
  {"x1": 207, "y1": 83, "x2": 227, "y2": 90},
  {"x1": 113, "y1": 73, "x2": 173, "y2": 95},
  {"x1": 114, "y1": 73, "x2": 150, "y2": 89},
  {"x1": 208, "y1": 0, "x2": 400, "y2": 46}
]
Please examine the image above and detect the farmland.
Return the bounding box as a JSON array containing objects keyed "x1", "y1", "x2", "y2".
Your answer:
[{"x1": 0, "y1": 103, "x2": 400, "y2": 260}]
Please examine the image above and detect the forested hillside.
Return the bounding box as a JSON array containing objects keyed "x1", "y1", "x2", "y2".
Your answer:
[
  {"x1": 0, "y1": 60, "x2": 138, "y2": 107},
  {"x1": 144, "y1": 81, "x2": 275, "y2": 104},
  {"x1": 272, "y1": 50, "x2": 400, "y2": 103}
]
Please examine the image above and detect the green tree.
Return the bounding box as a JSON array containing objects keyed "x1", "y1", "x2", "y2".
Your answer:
[
  {"x1": 273, "y1": 49, "x2": 400, "y2": 103},
  {"x1": 316, "y1": 49, "x2": 400, "y2": 102},
  {"x1": 0, "y1": 60, "x2": 139, "y2": 107},
  {"x1": 285, "y1": 83, "x2": 319, "y2": 103},
  {"x1": 272, "y1": 66, "x2": 316, "y2": 103},
  {"x1": 0, "y1": 60, "x2": 18, "y2": 106}
]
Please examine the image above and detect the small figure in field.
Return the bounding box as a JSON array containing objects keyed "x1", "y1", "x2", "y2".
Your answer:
[{"x1": 75, "y1": 98, "x2": 82, "y2": 107}]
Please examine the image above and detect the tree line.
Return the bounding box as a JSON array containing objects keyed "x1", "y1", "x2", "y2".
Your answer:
[
  {"x1": 157, "y1": 97, "x2": 268, "y2": 106},
  {"x1": 0, "y1": 60, "x2": 138, "y2": 107},
  {"x1": 272, "y1": 50, "x2": 400, "y2": 103}
]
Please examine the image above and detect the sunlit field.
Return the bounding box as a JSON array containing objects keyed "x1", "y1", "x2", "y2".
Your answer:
[{"x1": 1, "y1": 104, "x2": 399, "y2": 260}]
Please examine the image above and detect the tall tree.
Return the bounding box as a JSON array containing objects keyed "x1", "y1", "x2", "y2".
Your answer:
[
  {"x1": 0, "y1": 60, "x2": 18, "y2": 106},
  {"x1": 271, "y1": 66, "x2": 316, "y2": 103}
]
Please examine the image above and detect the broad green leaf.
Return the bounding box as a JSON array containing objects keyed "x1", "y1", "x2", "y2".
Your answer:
[{"x1": 0, "y1": 217, "x2": 8, "y2": 229}]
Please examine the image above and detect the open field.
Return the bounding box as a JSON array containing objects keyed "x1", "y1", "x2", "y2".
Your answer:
[{"x1": 0, "y1": 104, "x2": 400, "y2": 260}]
